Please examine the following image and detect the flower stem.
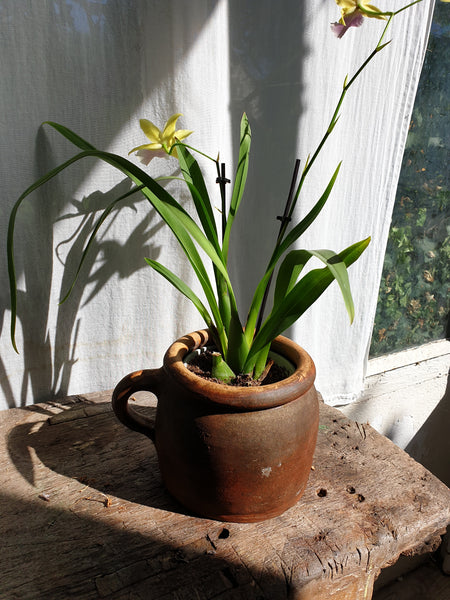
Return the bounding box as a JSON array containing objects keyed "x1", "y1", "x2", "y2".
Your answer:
[
  {"x1": 288, "y1": 30, "x2": 395, "y2": 221},
  {"x1": 376, "y1": 0, "x2": 422, "y2": 48},
  {"x1": 251, "y1": 2, "x2": 419, "y2": 339},
  {"x1": 173, "y1": 141, "x2": 217, "y2": 163}
]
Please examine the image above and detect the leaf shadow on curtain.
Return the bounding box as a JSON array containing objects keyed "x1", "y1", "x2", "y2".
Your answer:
[
  {"x1": 0, "y1": 0, "x2": 218, "y2": 408},
  {"x1": 227, "y1": 1, "x2": 310, "y2": 321},
  {"x1": 12, "y1": 128, "x2": 168, "y2": 407},
  {"x1": 50, "y1": 190, "x2": 167, "y2": 405}
]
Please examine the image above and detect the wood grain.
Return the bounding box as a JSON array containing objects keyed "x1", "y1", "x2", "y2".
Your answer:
[{"x1": 1, "y1": 391, "x2": 449, "y2": 599}]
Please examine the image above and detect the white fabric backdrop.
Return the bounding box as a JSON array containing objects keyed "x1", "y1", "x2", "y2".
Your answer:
[{"x1": 0, "y1": 0, "x2": 434, "y2": 409}]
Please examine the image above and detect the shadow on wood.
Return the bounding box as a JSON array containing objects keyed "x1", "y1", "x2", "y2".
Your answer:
[
  {"x1": 5, "y1": 399, "x2": 186, "y2": 514},
  {"x1": 0, "y1": 491, "x2": 274, "y2": 599},
  {"x1": 3, "y1": 392, "x2": 450, "y2": 599}
]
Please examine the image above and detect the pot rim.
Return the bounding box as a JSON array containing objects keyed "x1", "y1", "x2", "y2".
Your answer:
[{"x1": 163, "y1": 329, "x2": 316, "y2": 410}]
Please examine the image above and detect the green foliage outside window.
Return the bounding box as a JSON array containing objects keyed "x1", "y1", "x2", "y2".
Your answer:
[{"x1": 370, "y1": 1, "x2": 449, "y2": 357}]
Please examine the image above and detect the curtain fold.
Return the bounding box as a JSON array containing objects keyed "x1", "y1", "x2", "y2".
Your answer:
[{"x1": 0, "y1": 0, "x2": 434, "y2": 409}]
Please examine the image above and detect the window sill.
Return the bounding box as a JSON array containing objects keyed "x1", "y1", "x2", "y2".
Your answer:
[{"x1": 340, "y1": 339, "x2": 449, "y2": 450}]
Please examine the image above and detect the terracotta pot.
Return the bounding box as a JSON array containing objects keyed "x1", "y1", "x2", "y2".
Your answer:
[{"x1": 112, "y1": 329, "x2": 319, "y2": 522}]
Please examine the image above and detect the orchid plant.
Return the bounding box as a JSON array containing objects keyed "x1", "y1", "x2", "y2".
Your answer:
[{"x1": 7, "y1": 0, "x2": 422, "y2": 383}]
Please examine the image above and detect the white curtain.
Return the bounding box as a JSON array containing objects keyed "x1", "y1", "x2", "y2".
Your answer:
[{"x1": 0, "y1": 0, "x2": 434, "y2": 410}]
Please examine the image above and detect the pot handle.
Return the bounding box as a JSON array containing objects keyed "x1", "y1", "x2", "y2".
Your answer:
[{"x1": 111, "y1": 368, "x2": 164, "y2": 442}]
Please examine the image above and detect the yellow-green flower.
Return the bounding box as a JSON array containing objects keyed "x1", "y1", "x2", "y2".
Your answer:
[
  {"x1": 337, "y1": 1, "x2": 386, "y2": 23},
  {"x1": 332, "y1": 1, "x2": 386, "y2": 37},
  {"x1": 129, "y1": 113, "x2": 193, "y2": 164}
]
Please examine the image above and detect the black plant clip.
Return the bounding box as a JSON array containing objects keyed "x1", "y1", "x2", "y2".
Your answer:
[
  {"x1": 216, "y1": 163, "x2": 231, "y2": 187},
  {"x1": 216, "y1": 162, "x2": 230, "y2": 240},
  {"x1": 275, "y1": 158, "x2": 301, "y2": 242},
  {"x1": 276, "y1": 214, "x2": 292, "y2": 225}
]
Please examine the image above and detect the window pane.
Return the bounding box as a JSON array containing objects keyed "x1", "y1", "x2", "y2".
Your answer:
[{"x1": 370, "y1": 2, "x2": 449, "y2": 357}]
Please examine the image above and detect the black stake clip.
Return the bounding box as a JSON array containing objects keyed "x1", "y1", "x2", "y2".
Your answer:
[
  {"x1": 216, "y1": 162, "x2": 230, "y2": 186},
  {"x1": 276, "y1": 214, "x2": 292, "y2": 224}
]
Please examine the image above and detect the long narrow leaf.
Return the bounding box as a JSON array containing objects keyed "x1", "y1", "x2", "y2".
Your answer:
[
  {"x1": 44, "y1": 121, "x2": 97, "y2": 151},
  {"x1": 311, "y1": 249, "x2": 354, "y2": 322},
  {"x1": 7, "y1": 151, "x2": 104, "y2": 352},
  {"x1": 277, "y1": 163, "x2": 341, "y2": 257},
  {"x1": 176, "y1": 143, "x2": 219, "y2": 248},
  {"x1": 225, "y1": 309, "x2": 250, "y2": 374},
  {"x1": 49, "y1": 122, "x2": 238, "y2": 333},
  {"x1": 222, "y1": 113, "x2": 251, "y2": 259},
  {"x1": 273, "y1": 249, "x2": 313, "y2": 307},
  {"x1": 244, "y1": 163, "x2": 341, "y2": 343},
  {"x1": 8, "y1": 145, "x2": 230, "y2": 351},
  {"x1": 175, "y1": 143, "x2": 235, "y2": 331},
  {"x1": 243, "y1": 237, "x2": 370, "y2": 371},
  {"x1": 110, "y1": 150, "x2": 242, "y2": 339},
  {"x1": 274, "y1": 248, "x2": 355, "y2": 323},
  {"x1": 175, "y1": 144, "x2": 234, "y2": 333},
  {"x1": 100, "y1": 153, "x2": 232, "y2": 334},
  {"x1": 95, "y1": 151, "x2": 231, "y2": 284},
  {"x1": 44, "y1": 123, "x2": 229, "y2": 289},
  {"x1": 144, "y1": 258, "x2": 221, "y2": 347}
]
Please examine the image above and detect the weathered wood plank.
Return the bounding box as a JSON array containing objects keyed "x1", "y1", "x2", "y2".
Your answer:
[{"x1": 1, "y1": 392, "x2": 449, "y2": 599}]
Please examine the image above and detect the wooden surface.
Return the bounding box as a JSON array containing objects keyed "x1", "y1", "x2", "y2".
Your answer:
[{"x1": 1, "y1": 391, "x2": 449, "y2": 600}]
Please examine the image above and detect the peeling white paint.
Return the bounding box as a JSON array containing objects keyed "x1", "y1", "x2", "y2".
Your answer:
[{"x1": 342, "y1": 342, "x2": 449, "y2": 450}]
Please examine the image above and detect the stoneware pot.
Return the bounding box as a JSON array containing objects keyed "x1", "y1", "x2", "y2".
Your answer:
[{"x1": 112, "y1": 329, "x2": 319, "y2": 522}]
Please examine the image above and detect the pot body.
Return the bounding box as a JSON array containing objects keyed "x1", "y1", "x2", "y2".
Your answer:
[{"x1": 112, "y1": 330, "x2": 319, "y2": 522}]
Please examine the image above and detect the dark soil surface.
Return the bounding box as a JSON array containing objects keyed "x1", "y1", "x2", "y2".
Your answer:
[{"x1": 186, "y1": 349, "x2": 290, "y2": 387}]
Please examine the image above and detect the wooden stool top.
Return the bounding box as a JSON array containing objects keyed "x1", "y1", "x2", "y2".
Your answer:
[{"x1": 1, "y1": 391, "x2": 449, "y2": 599}]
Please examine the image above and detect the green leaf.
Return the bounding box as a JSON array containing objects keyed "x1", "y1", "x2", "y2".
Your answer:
[
  {"x1": 273, "y1": 249, "x2": 313, "y2": 307},
  {"x1": 44, "y1": 121, "x2": 97, "y2": 151},
  {"x1": 216, "y1": 275, "x2": 232, "y2": 334},
  {"x1": 84, "y1": 149, "x2": 232, "y2": 330},
  {"x1": 275, "y1": 247, "x2": 355, "y2": 322},
  {"x1": 225, "y1": 310, "x2": 249, "y2": 374},
  {"x1": 252, "y1": 343, "x2": 271, "y2": 379},
  {"x1": 222, "y1": 113, "x2": 251, "y2": 259},
  {"x1": 316, "y1": 249, "x2": 355, "y2": 322},
  {"x1": 244, "y1": 163, "x2": 341, "y2": 343},
  {"x1": 176, "y1": 143, "x2": 219, "y2": 249},
  {"x1": 45, "y1": 123, "x2": 230, "y2": 290},
  {"x1": 211, "y1": 352, "x2": 236, "y2": 383},
  {"x1": 145, "y1": 258, "x2": 221, "y2": 346},
  {"x1": 8, "y1": 138, "x2": 233, "y2": 352},
  {"x1": 98, "y1": 152, "x2": 226, "y2": 277},
  {"x1": 278, "y1": 163, "x2": 342, "y2": 257},
  {"x1": 176, "y1": 143, "x2": 233, "y2": 332},
  {"x1": 7, "y1": 150, "x2": 103, "y2": 352},
  {"x1": 243, "y1": 237, "x2": 370, "y2": 371}
]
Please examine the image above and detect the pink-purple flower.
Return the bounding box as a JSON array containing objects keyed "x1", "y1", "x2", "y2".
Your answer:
[{"x1": 331, "y1": 1, "x2": 387, "y2": 38}]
